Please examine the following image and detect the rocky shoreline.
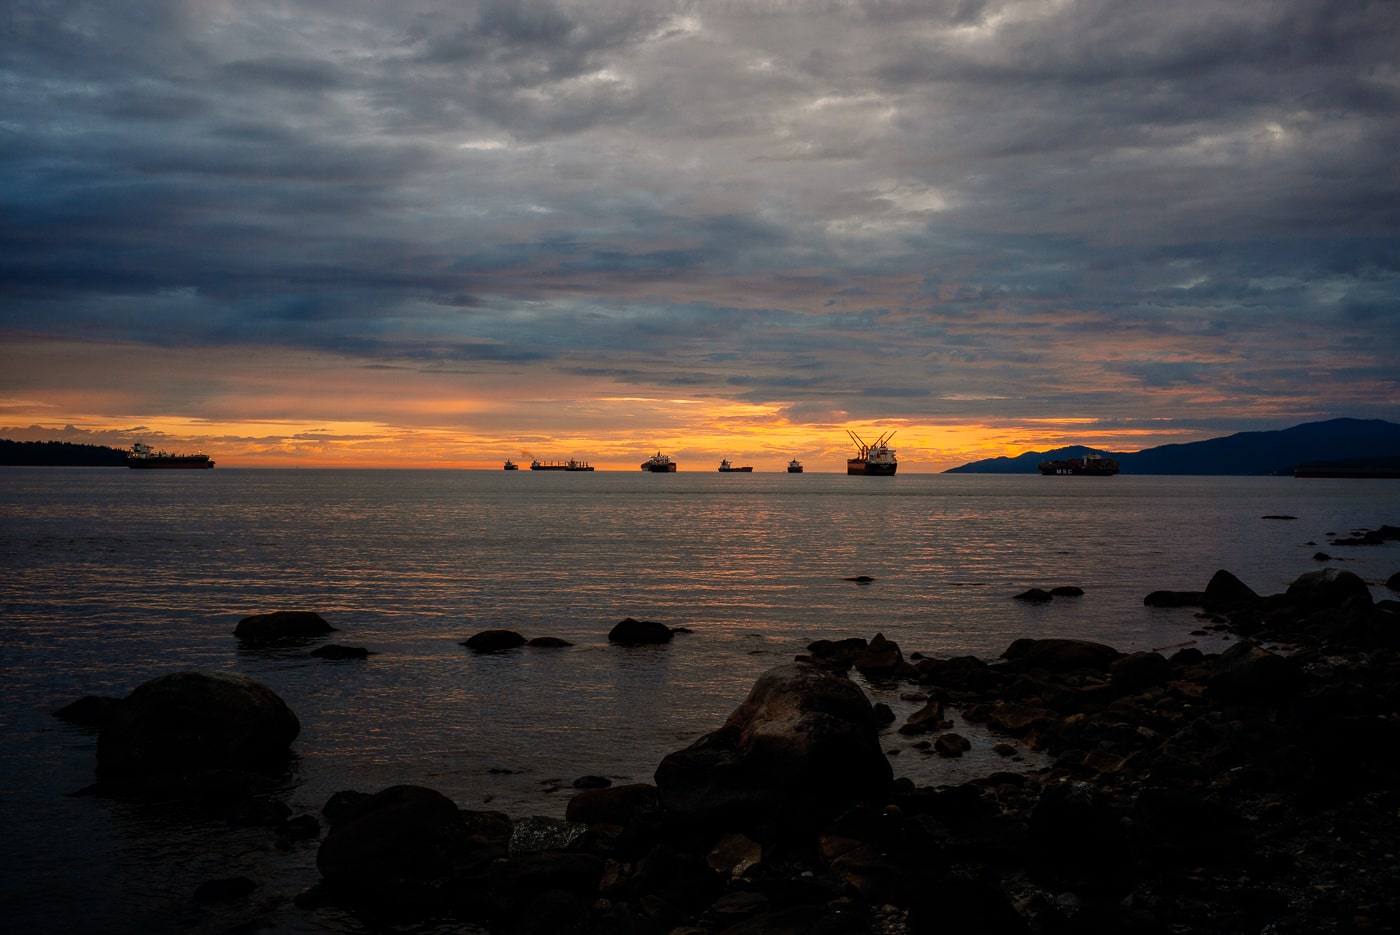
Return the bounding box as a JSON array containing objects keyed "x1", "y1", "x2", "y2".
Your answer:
[{"x1": 57, "y1": 560, "x2": 1400, "y2": 934}]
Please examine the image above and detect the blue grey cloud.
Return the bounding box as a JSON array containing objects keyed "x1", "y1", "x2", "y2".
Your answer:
[{"x1": 2, "y1": 0, "x2": 1398, "y2": 439}]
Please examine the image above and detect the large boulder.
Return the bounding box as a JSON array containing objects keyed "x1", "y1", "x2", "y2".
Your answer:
[
  {"x1": 1000, "y1": 638, "x2": 1122, "y2": 674},
  {"x1": 1284, "y1": 568, "x2": 1374, "y2": 613},
  {"x1": 234, "y1": 610, "x2": 336, "y2": 644},
  {"x1": 1202, "y1": 569, "x2": 1260, "y2": 611},
  {"x1": 316, "y1": 785, "x2": 469, "y2": 890},
  {"x1": 96, "y1": 671, "x2": 300, "y2": 783},
  {"x1": 1206, "y1": 642, "x2": 1305, "y2": 706},
  {"x1": 608, "y1": 617, "x2": 674, "y2": 645},
  {"x1": 653, "y1": 663, "x2": 892, "y2": 828}
]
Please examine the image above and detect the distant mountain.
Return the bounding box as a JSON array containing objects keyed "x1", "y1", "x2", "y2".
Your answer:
[
  {"x1": 945, "y1": 418, "x2": 1400, "y2": 475},
  {"x1": 0, "y1": 440, "x2": 129, "y2": 466}
]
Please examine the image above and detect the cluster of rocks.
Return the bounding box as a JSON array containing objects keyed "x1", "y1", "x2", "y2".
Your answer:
[{"x1": 55, "y1": 560, "x2": 1400, "y2": 934}]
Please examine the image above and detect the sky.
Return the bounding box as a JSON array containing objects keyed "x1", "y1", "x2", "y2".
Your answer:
[{"x1": 2, "y1": 0, "x2": 1398, "y2": 471}]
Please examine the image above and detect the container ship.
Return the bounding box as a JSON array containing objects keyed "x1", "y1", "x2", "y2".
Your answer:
[
  {"x1": 718, "y1": 459, "x2": 753, "y2": 472},
  {"x1": 641, "y1": 452, "x2": 677, "y2": 472},
  {"x1": 126, "y1": 441, "x2": 215, "y2": 469},
  {"x1": 530, "y1": 459, "x2": 595, "y2": 471},
  {"x1": 1038, "y1": 453, "x2": 1119, "y2": 476},
  {"x1": 846, "y1": 431, "x2": 897, "y2": 476}
]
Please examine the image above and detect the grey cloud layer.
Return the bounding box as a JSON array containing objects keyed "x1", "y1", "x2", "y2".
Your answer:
[{"x1": 3, "y1": 0, "x2": 1397, "y2": 426}]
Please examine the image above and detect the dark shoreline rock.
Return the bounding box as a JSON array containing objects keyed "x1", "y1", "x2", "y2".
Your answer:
[{"x1": 274, "y1": 559, "x2": 1400, "y2": 933}]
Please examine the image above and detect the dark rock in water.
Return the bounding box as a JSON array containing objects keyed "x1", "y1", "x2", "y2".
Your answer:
[
  {"x1": 1285, "y1": 567, "x2": 1374, "y2": 613},
  {"x1": 654, "y1": 663, "x2": 892, "y2": 827},
  {"x1": 899, "y1": 698, "x2": 946, "y2": 736},
  {"x1": 96, "y1": 671, "x2": 300, "y2": 783},
  {"x1": 1049, "y1": 585, "x2": 1084, "y2": 597},
  {"x1": 1013, "y1": 588, "x2": 1053, "y2": 603},
  {"x1": 572, "y1": 774, "x2": 611, "y2": 790},
  {"x1": 1143, "y1": 589, "x2": 1205, "y2": 607},
  {"x1": 872, "y1": 702, "x2": 896, "y2": 726},
  {"x1": 844, "y1": 575, "x2": 876, "y2": 583},
  {"x1": 310, "y1": 643, "x2": 373, "y2": 659},
  {"x1": 462, "y1": 629, "x2": 527, "y2": 652},
  {"x1": 316, "y1": 784, "x2": 468, "y2": 889},
  {"x1": 1262, "y1": 514, "x2": 1297, "y2": 520},
  {"x1": 527, "y1": 636, "x2": 573, "y2": 647},
  {"x1": 1389, "y1": 571, "x2": 1400, "y2": 591},
  {"x1": 608, "y1": 617, "x2": 674, "y2": 645},
  {"x1": 234, "y1": 610, "x2": 336, "y2": 644},
  {"x1": 1000, "y1": 638, "x2": 1121, "y2": 673},
  {"x1": 194, "y1": 877, "x2": 256, "y2": 902},
  {"x1": 855, "y1": 632, "x2": 904, "y2": 678},
  {"x1": 565, "y1": 782, "x2": 657, "y2": 826},
  {"x1": 1330, "y1": 524, "x2": 1400, "y2": 546},
  {"x1": 933, "y1": 733, "x2": 971, "y2": 757},
  {"x1": 1202, "y1": 569, "x2": 1259, "y2": 611},
  {"x1": 53, "y1": 694, "x2": 122, "y2": 730},
  {"x1": 1312, "y1": 552, "x2": 1331, "y2": 561},
  {"x1": 1206, "y1": 641, "x2": 1305, "y2": 705}
]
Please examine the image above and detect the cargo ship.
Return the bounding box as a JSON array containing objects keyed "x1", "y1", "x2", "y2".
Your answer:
[
  {"x1": 503, "y1": 459, "x2": 519, "y2": 470},
  {"x1": 1038, "y1": 453, "x2": 1119, "y2": 476},
  {"x1": 718, "y1": 459, "x2": 753, "y2": 472},
  {"x1": 787, "y1": 459, "x2": 804, "y2": 473},
  {"x1": 641, "y1": 452, "x2": 677, "y2": 472},
  {"x1": 126, "y1": 441, "x2": 215, "y2": 469},
  {"x1": 530, "y1": 459, "x2": 594, "y2": 471},
  {"x1": 846, "y1": 430, "x2": 897, "y2": 476}
]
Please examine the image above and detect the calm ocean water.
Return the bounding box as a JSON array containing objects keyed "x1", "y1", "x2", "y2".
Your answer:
[{"x1": 3, "y1": 467, "x2": 1398, "y2": 933}]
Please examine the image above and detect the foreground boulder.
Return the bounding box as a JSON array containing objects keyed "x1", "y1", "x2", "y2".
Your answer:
[
  {"x1": 316, "y1": 785, "x2": 469, "y2": 897},
  {"x1": 654, "y1": 663, "x2": 892, "y2": 828},
  {"x1": 234, "y1": 610, "x2": 336, "y2": 644},
  {"x1": 96, "y1": 671, "x2": 300, "y2": 783}
]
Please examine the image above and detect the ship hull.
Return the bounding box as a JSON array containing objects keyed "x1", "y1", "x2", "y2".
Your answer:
[
  {"x1": 718, "y1": 467, "x2": 753, "y2": 472},
  {"x1": 1038, "y1": 460, "x2": 1119, "y2": 476},
  {"x1": 787, "y1": 467, "x2": 803, "y2": 473},
  {"x1": 128, "y1": 457, "x2": 214, "y2": 469},
  {"x1": 847, "y1": 459, "x2": 897, "y2": 476},
  {"x1": 641, "y1": 463, "x2": 677, "y2": 472}
]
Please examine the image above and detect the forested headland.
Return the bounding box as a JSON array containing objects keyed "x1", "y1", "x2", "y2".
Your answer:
[{"x1": 0, "y1": 440, "x2": 129, "y2": 466}]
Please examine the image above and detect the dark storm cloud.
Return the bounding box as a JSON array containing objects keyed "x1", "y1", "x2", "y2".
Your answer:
[{"x1": 2, "y1": 0, "x2": 1398, "y2": 431}]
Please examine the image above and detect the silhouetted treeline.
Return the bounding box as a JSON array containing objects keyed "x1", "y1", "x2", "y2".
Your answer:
[{"x1": 0, "y1": 440, "x2": 128, "y2": 466}]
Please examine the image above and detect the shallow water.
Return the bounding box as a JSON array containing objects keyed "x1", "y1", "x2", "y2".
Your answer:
[{"x1": 3, "y1": 468, "x2": 1397, "y2": 932}]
